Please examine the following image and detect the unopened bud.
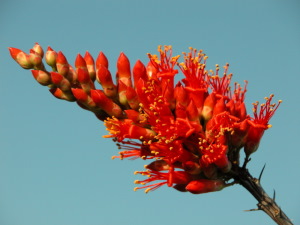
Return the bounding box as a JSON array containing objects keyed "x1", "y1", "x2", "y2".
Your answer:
[
  {"x1": 45, "y1": 46, "x2": 58, "y2": 68},
  {"x1": 9, "y1": 47, "x2": 33, "y2": 69},
  {"x1": 186, "y1": 179, "x2": 225, "y2": 194},
  {"x1": 32, "y1": 43, "x2": 44, "y2": 58}
]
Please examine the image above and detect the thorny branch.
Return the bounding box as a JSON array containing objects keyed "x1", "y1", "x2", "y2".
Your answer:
[{"x1": 231, "y1": 163, "x2": 293, "y2": 225}]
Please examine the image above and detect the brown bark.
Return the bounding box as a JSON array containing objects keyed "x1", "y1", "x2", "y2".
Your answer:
[{"x1": 231, "y1": 165, "x2": 293, "y2": 225}]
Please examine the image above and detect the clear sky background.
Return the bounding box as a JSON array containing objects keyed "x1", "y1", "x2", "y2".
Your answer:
[{"x1": 1, "y1": 0, "x2": 299, "y2": 225}]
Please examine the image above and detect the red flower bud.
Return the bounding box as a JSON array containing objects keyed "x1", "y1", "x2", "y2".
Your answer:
[
  {"x1": 50, "y1": 72, "x2": 71, "y2": 91},
  {"x1": 146, "y1": 160, "x2": 170, "y2": 171},
  {"x1": 133, "y1": 60, "x2": 147, "y2": 87},
  {"x1": 91, "y1": 90, "x2": 122, "y2": 117},
  {"x1": 117, "y1": 52, "x2": 132, "y2": 87},
  {"x1": 9, "y1": 47, "x2": 33, "y2": 69},
  {"x1": 96, "y1": 65, "x2": 117, "y2": 97},
  {"x1": 32, "y1": 43, "x2": 44, "y2": 58},
  {"x1": 84, "y1": 51, "x2": 96, "y2": 81},
  {"x1": 29, "y1": 49, "x2": 43, "y2": 68},
  {"x1": 45, "y1": 46, "x2": 57, "y2": 68},
  {"x1": 96, "y1": 51, "x2": 108, "y2": 69},
  {"x1": 75, "y1": 54, "x2": 87, "y2": 70},
  {"x1": 126, "y1": 86, "x2": 140, "y2": 110},
  {"x1": 56, "y1": 52, "x2": 69, "y2": 76},
  {"x1": 186, "y1": 179, "x2": 225, "y2": 194},
  {"x1": 31, "y1": 70, "x2": 51, "y2": 86},
  {"x1": 49, "y1": 88, "x2": 75, "y2": 101}
]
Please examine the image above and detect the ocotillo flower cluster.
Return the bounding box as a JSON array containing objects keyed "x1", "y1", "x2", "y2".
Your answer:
[{"x1": 9, "y1": 43, "x2": 281, "y2": 194}]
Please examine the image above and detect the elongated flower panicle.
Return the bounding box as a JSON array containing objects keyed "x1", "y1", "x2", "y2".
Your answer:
[{"x1": 9, "y1": 44, "x2": 281, "y2": 195}]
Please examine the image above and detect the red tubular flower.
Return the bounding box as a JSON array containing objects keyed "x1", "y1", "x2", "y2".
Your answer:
[
  {"x1": 134, "y1": 170, "x2": 192, "y2": 193},
  {"x1": 104, "y1": 118, "x2": 155, "y2": 142},
  {"x1": 147, "y1": 45, "x2": 179, "y2": 109},
  {"x1": 244, "y1": 95, "x2": 282, "y2": 156},
  {"x1": 112, "y1": 140, "x2": 153, "y2": 160}
]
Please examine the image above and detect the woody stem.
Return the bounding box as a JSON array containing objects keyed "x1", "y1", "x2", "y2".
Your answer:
[{"x1": 231, "y1": 165, "x2": 293, "y2": 225}]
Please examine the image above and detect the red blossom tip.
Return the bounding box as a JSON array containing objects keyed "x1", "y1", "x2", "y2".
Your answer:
[
  {"x1": 96, "y1": 51, "x2": 109, "y2": 69},
  {"x1": 133, "y1": 60, "x2": 148, "y2": 86},
  {"x1": 56, "y1": 51, "x2": 68, "y2": 64},
  {"x1": 117, "y1": 52, "x2": 131, "y2": 78},
  {"x1": 32, "y1": 42, "x2": 44, "y2": 58},
  {"x1": 84, "y1": 51, "x2": 94, "y2": 65},
  {"x1": 8, "y1": 47, "x2": 22, "y2": 60},
  {"x1": 45, "y1": 46, "x2": 58, "y2": 67},
  {"x1": 75, "y1": 54, "x2": 87, "y2": 69}
]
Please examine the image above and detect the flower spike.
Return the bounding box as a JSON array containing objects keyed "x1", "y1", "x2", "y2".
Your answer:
[{"x1": 9, "y1": 44, "x2": 282, "y2": 196}]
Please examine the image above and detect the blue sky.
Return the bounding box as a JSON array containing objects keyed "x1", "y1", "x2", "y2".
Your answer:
[{"x1": 1, "y1": 0, "x2": 300, "y2": 224}]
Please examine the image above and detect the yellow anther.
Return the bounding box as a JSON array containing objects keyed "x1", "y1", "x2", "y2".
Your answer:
[
  {"x1": 134, "y1": 171, "x2": 139, "y2": 175},
  {"x1": 134, "y1": 180, "x2": 140, "y2": 184},
  {"x1": 140, "y1": 136, "x2": 144, "y2": 139},
  {"x1": 268, "y1": 124, "x2": 273, "y2": 128},
  {"x1": 134, "y1": 187, "x2": 139, "y2": 192},
  {"x1": 145, "y1": 188, "x2": 151, "y2": 194},
  {"x1": 111, "y1": 156, "x2": 117, "y2": 160},
  {"x1": 169, "y1": 147, "x2": 173, "y2": 150}
]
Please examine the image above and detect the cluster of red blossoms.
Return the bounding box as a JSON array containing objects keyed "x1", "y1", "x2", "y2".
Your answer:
[{"x1": 9, "y1": 44, "x2": 281, "y2": 194}]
